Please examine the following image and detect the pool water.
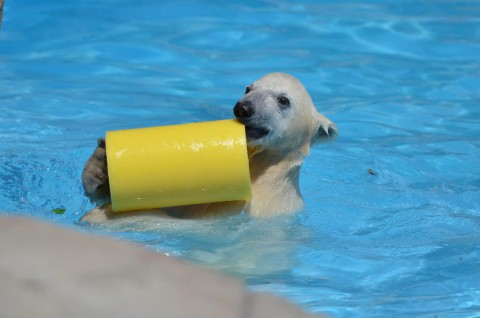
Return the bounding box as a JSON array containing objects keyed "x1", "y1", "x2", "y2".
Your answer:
[{"x1": 1, "y1": 0, "x2": 480, "y2": 316}]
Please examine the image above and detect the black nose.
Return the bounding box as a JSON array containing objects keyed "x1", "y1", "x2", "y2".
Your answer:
[{"x1": 233, "y1": 100, "x2": 254, "y2": 119}]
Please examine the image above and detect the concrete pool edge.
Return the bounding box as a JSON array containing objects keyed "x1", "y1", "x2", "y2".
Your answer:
[{"x1": 0, "y1": 216, "x2": 325, "y2": 318}]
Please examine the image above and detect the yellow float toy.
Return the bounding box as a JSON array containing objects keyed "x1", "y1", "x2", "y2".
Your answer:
[{"x1": 105, "y1": 119, "x2": 252, "y2": 212}]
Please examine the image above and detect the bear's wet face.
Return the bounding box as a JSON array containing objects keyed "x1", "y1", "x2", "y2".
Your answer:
[{"x1": 234, "y1": 72, "x2": 337, "y2": 151}]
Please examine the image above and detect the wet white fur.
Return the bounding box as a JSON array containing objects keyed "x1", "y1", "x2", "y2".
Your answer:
[{"x1": 80, "y1": 72, "x2": 337, "y2": 224}]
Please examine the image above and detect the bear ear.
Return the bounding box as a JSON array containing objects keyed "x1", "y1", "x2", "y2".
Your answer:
[{"x1": 311, "y1": 113, "x2": 338, "y2": 146}]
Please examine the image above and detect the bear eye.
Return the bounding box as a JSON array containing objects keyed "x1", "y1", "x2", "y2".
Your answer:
[
  {"x1": 277, "y1": 96, "x2": 290, "y2": 108},
  {"x1": 245, "y1": 85, "x2": 253, "y2": 94}
]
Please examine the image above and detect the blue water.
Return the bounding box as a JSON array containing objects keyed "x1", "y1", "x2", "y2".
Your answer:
[{"x1": 1, "y1": 0, "x2": 480, "y2": 316}]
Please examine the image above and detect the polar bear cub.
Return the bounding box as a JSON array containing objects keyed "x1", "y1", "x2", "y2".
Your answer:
[{"x1": 80, "y1": 72, "x2": 337, "y2": 223}]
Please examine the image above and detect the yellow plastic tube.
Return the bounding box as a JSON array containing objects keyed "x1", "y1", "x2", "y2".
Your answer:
[{"x1": 105, "y1": 119, "x2": 251, "y2": 212}]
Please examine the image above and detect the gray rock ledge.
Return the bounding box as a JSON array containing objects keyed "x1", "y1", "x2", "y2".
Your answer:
[{"x1": 0, "y1": 216, "x2": 325, "y2": 318}]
